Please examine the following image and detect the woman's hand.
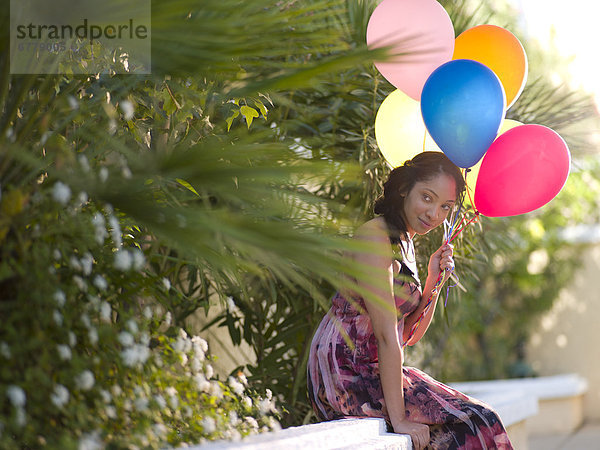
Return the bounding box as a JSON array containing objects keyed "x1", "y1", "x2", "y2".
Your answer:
[
  {"x1": 427, "y1": 242, "x2": 454, "y2": 283},
  {"x1": 392, "y1": 419, "x2": 430, "y2": 450}
]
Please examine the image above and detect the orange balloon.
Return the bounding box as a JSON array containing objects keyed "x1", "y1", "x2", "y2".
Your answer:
[{"x1": 453, "y1": 25, "x2": 527, "y2": 108}]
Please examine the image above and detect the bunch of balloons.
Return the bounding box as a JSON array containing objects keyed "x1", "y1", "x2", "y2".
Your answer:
[{"x1": 368, "y1": 0, "x2": 570, "y2": 217}]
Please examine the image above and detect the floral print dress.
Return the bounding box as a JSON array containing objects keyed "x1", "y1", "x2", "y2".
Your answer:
[{"x1": 307, "y1": 259, "x2": 513, "y2": 449}]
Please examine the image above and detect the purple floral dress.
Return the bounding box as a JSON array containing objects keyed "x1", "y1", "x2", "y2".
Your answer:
[{"x1": 307, "y1": 259, "x2": 513, "y2": 449}]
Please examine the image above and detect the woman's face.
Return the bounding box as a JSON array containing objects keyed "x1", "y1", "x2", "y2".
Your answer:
[{"x1": 402, "y1": 173, "x2": 457, "y2": 238}]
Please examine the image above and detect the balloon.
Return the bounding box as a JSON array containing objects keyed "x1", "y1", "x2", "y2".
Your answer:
[
  {"x1": 366, "y1": 0, "x2": 455, "y2": 100},
  {"x1": 465, "y1": 119, "x2": 523, "y2": 195},
  {"x1": 420, "y1": 59, "x2": 506, "y2": 168},
  {"x1": 474, "y1": 124, "x2": 571, "y2": 217},
  {"x1": 453, "y1": 25, "x2": 528, "y2": 108},
  {"x1": 375, "y1": 90, "x2": 440, "y2": 167}
]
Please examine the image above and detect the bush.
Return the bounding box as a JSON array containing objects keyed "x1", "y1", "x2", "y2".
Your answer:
[{"x1": 0, "y1": 179, "x2": 280, "y2": 449}]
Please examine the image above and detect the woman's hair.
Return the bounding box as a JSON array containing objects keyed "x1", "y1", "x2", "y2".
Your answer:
[{"x1": 374, "y1": 151, "x2": 466, "y2": 245}]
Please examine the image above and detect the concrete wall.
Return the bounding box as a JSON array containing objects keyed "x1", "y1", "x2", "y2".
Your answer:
[{"x1": 527, "y1": 243, "x2": 600, "y2": 421}]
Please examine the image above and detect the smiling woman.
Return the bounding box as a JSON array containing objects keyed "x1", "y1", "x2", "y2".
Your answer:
[{"x1": 307, "y1": 152, "x2": 514, "y2": 449}]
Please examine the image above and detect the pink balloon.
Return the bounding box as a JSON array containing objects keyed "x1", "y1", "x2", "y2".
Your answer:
[
  {"x1": 366, "y1": 0, "x2": 455, "y2": 100},
  {"x1": 474, "y1": 124, "x2": 571, "y2": 217}
]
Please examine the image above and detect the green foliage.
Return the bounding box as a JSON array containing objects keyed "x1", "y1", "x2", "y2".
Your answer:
[{"x1": 0, "y1": 0, "x2": 380, "y2": 446}]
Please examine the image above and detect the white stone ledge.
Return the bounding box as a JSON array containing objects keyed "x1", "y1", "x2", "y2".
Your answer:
[
  {"x1": 450, "y1": 373, "x2": 588, "y2": 401},
  {"x1": 190, "y1": 417, "x2": 412, "y2": 450}
]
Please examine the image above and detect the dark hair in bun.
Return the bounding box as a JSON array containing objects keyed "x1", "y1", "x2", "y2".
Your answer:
[{"x1": 374, "y1": 151, "x2": 466, "y2": 245}]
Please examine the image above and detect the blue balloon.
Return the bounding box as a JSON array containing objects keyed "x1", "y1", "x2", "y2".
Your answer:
[{"x1": 421, "y1": 59, "x2": 506, "y2": 168}]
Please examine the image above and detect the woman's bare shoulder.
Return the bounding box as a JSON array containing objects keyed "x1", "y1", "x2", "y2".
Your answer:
[{"x1": 355, "y1": 217, "x2": 389, "y2": 242}]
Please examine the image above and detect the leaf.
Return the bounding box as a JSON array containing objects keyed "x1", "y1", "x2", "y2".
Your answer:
[
  {"x1": 240, "y1": 105, "x2": 259, "y2": 129},
  {"x1": 253, "y1": 100, "x2": 268, "y2": 119},
  {"x1": 225, "y1": 110, "x2": 240, "y2": 131}
]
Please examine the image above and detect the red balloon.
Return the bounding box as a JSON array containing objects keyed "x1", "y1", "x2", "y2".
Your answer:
[{"x1": 474, "y1": 125, "x2": 570, "y2": 217}]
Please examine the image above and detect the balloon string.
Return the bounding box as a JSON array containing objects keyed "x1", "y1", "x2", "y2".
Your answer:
[
  {"x1": 449, "y1": 212, "x2": 480, "y2": 243},
  {"x1": 402, "y1": 200, "x2": 480, "y2": 347},
  {"x1": 422, "y1": 129, "x2": 427, "y2": 152}
]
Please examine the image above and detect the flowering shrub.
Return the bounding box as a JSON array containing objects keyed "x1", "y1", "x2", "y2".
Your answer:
[{"x1": 0, "y1": 175, "x2": 280, "y2": 449}]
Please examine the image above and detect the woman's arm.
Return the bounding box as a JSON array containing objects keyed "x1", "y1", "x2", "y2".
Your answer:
[
  {"x1": 353, "y1": 220, "x2": 429, "y2": 449},
  {"x1": 403, "y1": 242, "x2": 454, "y2": 346}
]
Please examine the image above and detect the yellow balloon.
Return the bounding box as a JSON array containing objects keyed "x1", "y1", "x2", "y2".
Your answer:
[
  {"x1": 465, "y1": 119, "x2": 523, "y2": 200},
  {"x1": 453, "y1": 25, "x2": 528, "y2": 108},
  {"x1": 375, "y1": 90, "x2": 440, "y2": 168}
]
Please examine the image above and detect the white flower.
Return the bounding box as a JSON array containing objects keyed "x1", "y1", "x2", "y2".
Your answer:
[
  {"x1": 121, "y1": 344, "x2": 150, "y2": 367},
  {"x1": 77, "y1": 191, "x2": 89, "y2": 208},
  {"x1": 70, "y1": 255, "x2": 83, "y2": 272},
  {"x1": 130, "y1": 248, "x2": 145, "y2": 271},
  {"x1": 191, "y1": 357, "x2": 202, "y2": 373},
  {"x1": 53, "y1": 248, "x2": 62, "y2": 260},
  {"x1": 192, "y1": 336, "x2": 208, "y2": 355},
  {"x1": 99, "y1": 301, "x2": 111, "y2": 322},
  {"x1": 228, "y1": 377, "x2": 245, "y2": 396},
  {"x1": 242, "y1": 396, "x2": 252, "y2": 409},
  {"x1": 113, "y1": 250, "x2": 131, "y2": 271},
  {"x1": 194, "y1": 374, "x2": 210, "y2": 392},
  {"x1": 140, "y1": 332, "x2": 150, "y2": 346},
  {"x1": 15, "y1": 407, "x2": 26, "y2": 427},
  {"x1": 237, "y1": 372, "x2": 248, "y2": 386},
  {"x1": 258, "y1": 398, "x2": 274, "y2": 415},
  {"x1": 53, "y1": 290, "x2": 66, "y2": 308},
  {"x1": 164, "y1": 311, "x2": 172, "y2": 326},
  {"x1": 201, "y1": 417, "x2": 216, "y2": 434},
  {"x1": 53, "y1": 310, "x2": 63, "y2": 326},
  {"x1": 52, "y1": 181, "x2": 71, "y2": 205},
  {"x1": 108, "y1": 119, "x2": 117, "y2": 135},
  {"x1": 68, "y1": 95, "x2": 79, "y2": 110},
  {"x1": 111, "y1": 385, "x2": 122, "y2": 397},
  {"x1": 121, "y1": 166, "x2": 132, "y2": 179},
  {"x1": 120, "y1": 100, "x2": 134, "y2": 120},
  {"x1": 153, "y1": 423, "x2": 167, "y2": 438},
  {"x1": 126, "y1": 319, "x2": 138, "y2": 334},
  {"x1": 57, "y1": 344, "x2": 72, "y2": 361},
  {"x1": 73, "y1": 275, "x2": 88, "y2": 292},
  {"x1": 245, "y1": 416, "x2": 258, "y2": 429},
  {"x1": 78, "y1": 431, "x2": 102, "y2": 450},
  {"x1": 134, "y1": 397, "x2": 149, "y2": 412},
  {"x1": 99, "y1": 167, "x2": 109, "y2": 183},
  {"x1": 88, "y1": 327, "x2": 98, "y2": 345},
  {"x1": 81, "y1": 313, "x2": 91, "y2": 329},
  {"x1": 80, "y1": 253, "x2": 93, "y2": 276},
  {"x1": 267, "y1": 416, "x2": 281, "y2": 431},
  {"x1": 100, "y1": 389, "x2": 111, "y2": 403},
  {"x1": 167, "y1": 394, "x2": 178, "y2": 410},
  {"x1": 154, "y1": 394, "x2": 166, "y2": 409},
  {"x1": 105, "y1": 405, "x2": 117, "y2": 419},
  {"x1": 161, "y1": 277, "x2": 171, "y2": 291},
  {"x1": 6, "y1": 385, "x2": 26, "y2": 407},
  {"x1": 75, "y1": 370, "x2": 95, "y2": 391},
  {"x1": 69, "y1": 332, "x2": 77, "y2": 347},
  {"x1": 143, "y1": 306, "x2": 152, "y2": 320},
  {"x1": 0, "y1": 342, "x2": 11, "y2": 359},
  {"x1": 118, "y1": 331, "x2": 134, "y2": 347},
  {"x1": 226, "y1": 296, "x2": 236, "y2": 311},
  {"x1": 108, "y1": 215, "x2": 122, "y2": 247},
  {"x1": 50, "y1": 384, "x2": 69, "y2": 408},
  {"x1": 91, "y1": 213, "x2": 108, "y2": 246},
  {"x1": 208, "y1": 381, "x2": 222, "y2": 399},
  {"x1": 229, "y1": 411, "x2": 239, "y2": 426},
  {"x1": 205, "y1": 364, "x2": 213, "y2": 379},
  {"x1": 265, "y1": 388, "x2": 272, "y2": 400},
  {"x1": 78, "y1": 154, "x2": 89, "y2": 171}
]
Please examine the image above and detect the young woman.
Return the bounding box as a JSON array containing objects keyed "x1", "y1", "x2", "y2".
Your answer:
[{"x1": 307, "y1": 152, "x2": 513, "y2": 449}]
